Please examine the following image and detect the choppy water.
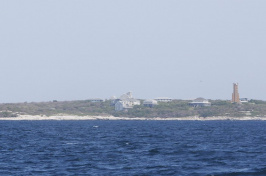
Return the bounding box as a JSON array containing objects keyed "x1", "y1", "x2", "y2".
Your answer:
[{"x1": 0, "y1": 120, "x2": 266, "y2": 176}]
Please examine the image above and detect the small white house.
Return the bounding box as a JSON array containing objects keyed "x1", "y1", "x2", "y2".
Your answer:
[
  {"x1": 240, "y1": 98, "x2": 249, "y2": 103},
  {"x1": 115, "y1": 99, "x2": 140, "y2": 111},
  {"x1": 154, "y1": 97, "x2": 173, "y2": 102},
  {"x1": 143, "y1": 99, "x2": 158, "y2": 107},
  {"x1": 189, "y1": 97, "x2": 211, "y2": 107}
]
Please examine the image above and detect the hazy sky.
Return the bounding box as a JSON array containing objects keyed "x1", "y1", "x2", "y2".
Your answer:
[{"x1": 0, "y1": 0, "x2": 266, "y2": 103}]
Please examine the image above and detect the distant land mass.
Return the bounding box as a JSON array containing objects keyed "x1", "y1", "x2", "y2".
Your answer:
[{"x1": 1, "y1": 99, "x2": 266, "y2": 119}]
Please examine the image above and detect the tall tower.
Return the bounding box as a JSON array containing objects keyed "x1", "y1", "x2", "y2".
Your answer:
[{"x1": 232, "y1": 83, "x2": 240, "y2": 103}]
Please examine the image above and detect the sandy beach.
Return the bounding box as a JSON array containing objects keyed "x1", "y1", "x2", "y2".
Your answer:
[{"x1": 0, "y1": 115, "x2": 265, "y2": 121}]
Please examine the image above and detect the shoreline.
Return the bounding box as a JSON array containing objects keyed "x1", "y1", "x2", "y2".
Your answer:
[{"x1": 0, "y1": 115, "x2": 266, "y2": 121}]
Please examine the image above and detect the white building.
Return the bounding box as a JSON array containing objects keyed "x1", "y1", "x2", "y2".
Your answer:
[
  {"x1": 154, "y1": 97, "x2": 173, "y2": 102},
  {"x1": 114, "y1": 92, "x2": 140, "y2": 111},
  {"x1": 115, "y1": 99, "x2": 140, "y2": 111},
  {"x1": 189, "y1": 97, "x2": 211, "y2": 107},
  {"x1": 143, "y1": 99, "x2": 158, "y2": 107},
  {"x1": 119, "y1": 92, "x2": 133, "y2": 100},
  {"x1": 240, "y1": 98, "x2": 249, "y2": 103}
]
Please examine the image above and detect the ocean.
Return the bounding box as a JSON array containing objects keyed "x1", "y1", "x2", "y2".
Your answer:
[{"x1": 0, "y1": 120, "x2": 266, "y2": 176}]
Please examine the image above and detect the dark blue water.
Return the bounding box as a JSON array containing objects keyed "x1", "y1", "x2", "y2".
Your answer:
[{"x1": 0, "y1": 120, "x2": 266, "y2": 176}]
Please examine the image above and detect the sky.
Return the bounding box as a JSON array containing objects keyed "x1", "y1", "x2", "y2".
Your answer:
[{"x1": 0, "y1": 0, "x2": 266, "y2": 103}]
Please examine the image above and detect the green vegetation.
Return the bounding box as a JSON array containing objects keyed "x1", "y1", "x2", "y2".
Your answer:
[
  {"x1": 0, "y1": 100, "x2": 113, "y2": 117},
  {"x1": 1, "y1": 99, "x2": 266, "y2": 118}
]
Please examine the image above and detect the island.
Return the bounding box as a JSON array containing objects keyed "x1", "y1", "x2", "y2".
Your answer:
[{"x1": 1, "y1": 98, "x2": 266, "y2": 120}]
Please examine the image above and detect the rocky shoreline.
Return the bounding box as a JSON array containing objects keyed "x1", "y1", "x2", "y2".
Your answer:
[{"x1": 0, "y1": 115, "x2": 265, "y2": 121}]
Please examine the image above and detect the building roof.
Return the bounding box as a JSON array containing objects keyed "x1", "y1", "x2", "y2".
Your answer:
[
  {"x1": 154, "y1": 97, "x2": 172, "y2": 100},
  {"x1": 109, "y1": 96, "x2": 117, "y2": 100},
  {"x1": 143, "y1": 99, "x2": 158, "y2": 104},
  {"x1": 120, "y1": 92, "x2": 133, "y2": 100},
  {"x1": 124, "y1": 98, "x2": 140, "y2": 102},
  {"x1": 191, "y1": 97, "x2": 210, "y2": 103}
]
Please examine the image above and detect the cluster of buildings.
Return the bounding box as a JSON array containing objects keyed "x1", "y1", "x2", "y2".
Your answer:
[
  {"x1": 87, "y1": 92, "x2": 174, "y2": 111},
  {"x1": 87, "y1": 83, "x2": 248, "y2": 111},
  {"x1": 110, "y1": 92, "x2": 173, "y2": 111},
  {"x1": 111, "y1": 92, "x2": 141, "y2": 111}
]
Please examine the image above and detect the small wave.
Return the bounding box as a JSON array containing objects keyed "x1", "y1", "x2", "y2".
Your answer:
[{"x1": 65, "y1": 142, "x2": 79, "y2": 145}]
